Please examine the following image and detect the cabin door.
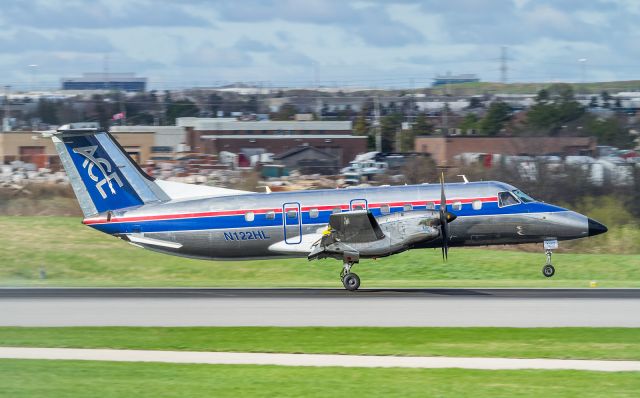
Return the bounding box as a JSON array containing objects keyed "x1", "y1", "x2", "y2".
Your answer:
[{"x1": 282, "y1": 202, "x2": 302, "y2": 244}]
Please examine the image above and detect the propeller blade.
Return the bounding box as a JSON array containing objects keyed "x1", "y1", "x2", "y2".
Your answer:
[
  {"x1": 439, "y1": 172, "x2": 448, "y2": 261},
  {"x1": 439, "y1": 172, "x2": 446, "y2": 220}
]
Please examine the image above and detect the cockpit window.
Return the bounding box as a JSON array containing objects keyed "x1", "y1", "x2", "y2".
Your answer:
[
  {"x1": 498, "y1": 191, "x2": 520, "y2": 207},
  {"x1": 512, "y1": 189, "x2": 535, "y2": 203}
]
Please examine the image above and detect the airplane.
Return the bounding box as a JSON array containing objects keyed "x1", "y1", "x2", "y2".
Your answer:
[{"x1": 46, "y1": 124, "x2": 608, "y2": 291}]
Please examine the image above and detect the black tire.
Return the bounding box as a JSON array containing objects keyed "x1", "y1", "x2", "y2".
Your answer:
[
  {"x1": 542, "y1": 264, "x2": 555, "y2": 278},
  {"x1": 342, "y1": 273, "x2": 361, "y2": 291}
]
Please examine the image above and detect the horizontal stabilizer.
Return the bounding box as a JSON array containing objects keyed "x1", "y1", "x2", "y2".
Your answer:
[
  {"x1": 154, "y1": 180, "x2": 251, "y2": 200},
  {"x1": 126, "y1": 235, "x2": 183, "y2": 249}
]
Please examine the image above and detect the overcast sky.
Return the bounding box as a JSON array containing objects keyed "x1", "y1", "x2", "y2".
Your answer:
[{"x1": 1, "y1": 0, "x2": 639, "y2": 90}]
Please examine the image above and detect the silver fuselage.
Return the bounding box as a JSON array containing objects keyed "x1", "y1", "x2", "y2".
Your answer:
[{"x1": 82, "y1": 181, "x2": 595, "y2": 261}]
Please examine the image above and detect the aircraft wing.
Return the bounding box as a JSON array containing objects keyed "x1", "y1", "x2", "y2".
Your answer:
[
  {"x1": 268, "y1": 211, "x2": 385, "y2": 256},
  {"x1": 268, "y1": 233, "x2": 323, "y2": 255},
  {"x1": 329, "y1": 211, "x2": 385, "y2": 243}
]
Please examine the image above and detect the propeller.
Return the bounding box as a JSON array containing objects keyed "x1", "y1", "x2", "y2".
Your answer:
[{"x1": 439, "y1": 172, "x2": 457, "y2": 261}]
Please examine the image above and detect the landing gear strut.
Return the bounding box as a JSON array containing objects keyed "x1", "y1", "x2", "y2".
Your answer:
[
  {"x1": 341, "y1": 262, "x2": 360, "y2": 291},
  {"x1": 542, "y1": 249, "x2": 555, "y2": 278}
]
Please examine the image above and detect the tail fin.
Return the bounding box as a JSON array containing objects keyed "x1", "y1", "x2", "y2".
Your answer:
[{"x1": 51, "y1": 124, "x2": 169, "y2": 217}]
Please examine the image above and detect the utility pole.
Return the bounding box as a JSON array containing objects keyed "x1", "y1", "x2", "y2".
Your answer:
[
  {"x1": 3, "y1": 85, "x2": 10, "y2": 132},
  {"x1": 441, "y1": 102, "x2": 449, "y2": 137},
  {"x1": 408, "y1": 77, "x2": 415, "y2": 125},
  {"x1": 103, "y1": 54, "x2": 110, "y2": 91},
  {"x1": 28, "y1": 64, "x2": 38, "y2": 92},
  {"x1": 500, "y1": 46, "x2": 508, "y2": 84},
  {"x1": 374, "y1": 96, "x2": 382, "y2": 152}
]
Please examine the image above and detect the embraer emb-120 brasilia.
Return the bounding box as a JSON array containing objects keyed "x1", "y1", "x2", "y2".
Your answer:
[{"x1": 47, "y1": 124, "x2": 608, "y2": 291}]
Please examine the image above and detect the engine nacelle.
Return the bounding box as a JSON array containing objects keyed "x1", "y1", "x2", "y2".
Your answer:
[{"x1": 309, "y1": 211, "x2": 440, "y2": 261}]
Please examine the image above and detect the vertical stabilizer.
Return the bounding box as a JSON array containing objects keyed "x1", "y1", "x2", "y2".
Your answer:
[{"x1": 51, "y1": 124, "x2": 168, "y2": 217}]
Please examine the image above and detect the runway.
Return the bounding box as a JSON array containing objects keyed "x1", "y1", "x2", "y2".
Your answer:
[{"x1": 1, "y1": 288, "x2": 639, "y2": 327}]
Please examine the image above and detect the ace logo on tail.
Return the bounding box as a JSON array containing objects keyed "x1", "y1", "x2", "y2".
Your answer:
[{"x1": 72, "y1": 145, "x2": 124, "y2": 199}]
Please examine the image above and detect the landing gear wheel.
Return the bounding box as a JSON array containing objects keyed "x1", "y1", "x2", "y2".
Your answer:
[
  {"x1": 542, "y1": 264, "x2": 555, "y2": 278},
  {"x1": 342, "y1": 273, "x2": 361, "y2": 291}
]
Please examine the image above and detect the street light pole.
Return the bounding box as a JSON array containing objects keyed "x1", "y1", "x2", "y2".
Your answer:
[
  {"x1": 28, "y1": 64, "x2": 38, "y2": 92},
  {"x1": 578, "y1": 58, "x2": 587, "y2": 84}
]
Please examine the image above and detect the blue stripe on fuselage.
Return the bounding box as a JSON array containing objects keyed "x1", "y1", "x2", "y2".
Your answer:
[{"x1": 89, "y1": 201, "x2": 566, "y2": 235}]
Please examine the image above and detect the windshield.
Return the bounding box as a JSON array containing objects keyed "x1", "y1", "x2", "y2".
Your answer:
[
  {"x1": 498, "y1": 191, "x2": 520, "y2": 207},
  {"x1": 512, "y1": 189, "x2": 535, "y2": 203}
]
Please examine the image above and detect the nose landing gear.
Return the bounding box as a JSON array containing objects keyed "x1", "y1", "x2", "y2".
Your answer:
[{"x1": 542, "y1": 240, "x2": 558, "y2": 278}]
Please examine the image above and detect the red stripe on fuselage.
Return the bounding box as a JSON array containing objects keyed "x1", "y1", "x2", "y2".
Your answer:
[{"x1": 82, "y1": 196, "x2": 498, "y2": 225}]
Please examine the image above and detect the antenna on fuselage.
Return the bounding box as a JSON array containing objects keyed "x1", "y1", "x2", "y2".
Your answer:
[{"x1": 457, "y1": 175, "x2": 469, "y2": 183}]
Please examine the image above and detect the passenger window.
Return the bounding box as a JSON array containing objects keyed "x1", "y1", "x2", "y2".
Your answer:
[
  {"x1": 265, "y1": 211, "x2": 275, "y2": 220},
  {"x1": 309, "y1": 208, "x2": 319, "y2": 218},
  {"x1": 472, "y1": 200, "x2": 482, "y2": 210},
  {"x1": 498, "y1": 191, "x2": 520, "y2": 207},
  {"x1": 245, "y1": 212, "x2": 255, "y2": 222},
  {"x1": 380, "y1": 204, "x2": 390, "y2": 214},
  {"x1": 452, "y1": 202, "x2": 462, "y2": 211},
  {"x1": 426, "y1": 202, "x2": 435, "y2": 210},
  {"x1": 287, "y1": 210, "x2": 298, "y2": 219},
  {"x1": 353, "y1": 204, "x2": 365, "y2": 210},
  {"x1": 403, "y1": 204, "x2": 413, "y2": 212},
  {"x1": 332, "y1": 207, "x2": 342, "y2": 214}
]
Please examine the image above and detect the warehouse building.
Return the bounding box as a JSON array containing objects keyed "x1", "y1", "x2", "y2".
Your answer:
[
  {"x1": 180, "y1": 118, "x2": 365, "y2": 167},
  {"x1": 415, "y1": 136, "x2": 597, "y2": 166}
]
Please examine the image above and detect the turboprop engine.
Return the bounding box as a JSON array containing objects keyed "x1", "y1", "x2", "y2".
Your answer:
[{"x1": 308, "y1": 210, "x2": 445, "y2": 263}]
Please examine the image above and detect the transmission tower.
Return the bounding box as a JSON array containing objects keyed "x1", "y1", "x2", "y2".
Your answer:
[{"x1": 500, "y1": 46, "x2": 508, "y2": 84}]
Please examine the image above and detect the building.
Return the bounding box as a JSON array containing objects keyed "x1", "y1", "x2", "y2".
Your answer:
[
  {"x1": 433, "y1": 73, "x2": 480, "y2": 87},
  {"x1": 61, "y1": 73, "x2": 147, "y2": 92},
  {"x1": 0, "y1": 129, "x2": 155, "y2": 170},
  {"x1": 273, "y1": 146, "x2": 340, "y2": 175},
  {"x1": 110, "y1": 125, "x2": 187, "y2": 161},
  {"x1": 180, "y1": 118, "x2": 365, "y2": 167},
  {"x1": 0, "y1": 132, "x2": 59, "y2": 169},
  {"x1": 415, "y1": 136, "x2": 597, "y2": 166}
]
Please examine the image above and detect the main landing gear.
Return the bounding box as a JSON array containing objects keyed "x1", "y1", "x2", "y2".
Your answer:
[
  {"x1": 341, "y1": 262, "x2": 360, "y2": 291},
  {"x1": 542, "y1": 248, "x2": 555, "y2": 278}
]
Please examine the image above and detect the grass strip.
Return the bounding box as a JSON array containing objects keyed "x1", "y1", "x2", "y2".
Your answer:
[
  {"x1": 1, "y1": 327, "x2": 639, "y2": 361},
  {"x1": 1, "y1": 359, "x2": 639, "y2": 398}
]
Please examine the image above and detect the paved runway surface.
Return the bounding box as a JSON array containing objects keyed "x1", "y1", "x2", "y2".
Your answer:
[
  {"x1": 2, "y1": 347, "x2": 639, "y2": 372},
  {"x1": 1, "y1": 288, "x2": 639, "y2": 327}
]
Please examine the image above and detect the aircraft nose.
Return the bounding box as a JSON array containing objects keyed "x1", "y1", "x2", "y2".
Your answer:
[{"x1": 588, "y1": 218, "x2": 608, "y2": 236}]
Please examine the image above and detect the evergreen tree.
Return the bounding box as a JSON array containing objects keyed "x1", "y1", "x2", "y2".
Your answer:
[
  {"x1": 459, "y1": 113, "x2": 479, "y2": 133},
  {"x1": 353, "y1": 115, "x2": 369, "y2": 136},
  {"x1": 412, "y1": 113, "x2": 432, "y2": 135},
  {"x1": 165, "y1": 99, "x2": 199, "y2": 123},
  {"x1": 478, "y1": 101, "x2": 511, "y2": 136},
  {"x1": 526, "y1": 86, "x2": 584, "y2": 134},
  {"x1": 380, "y1": 113, "x2": 402, "y2": 152}
]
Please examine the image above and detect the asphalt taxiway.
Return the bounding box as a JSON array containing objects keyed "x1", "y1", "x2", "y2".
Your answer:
[{"x1": 1, "y1": 288, "x2": 639, "y2": 327}]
